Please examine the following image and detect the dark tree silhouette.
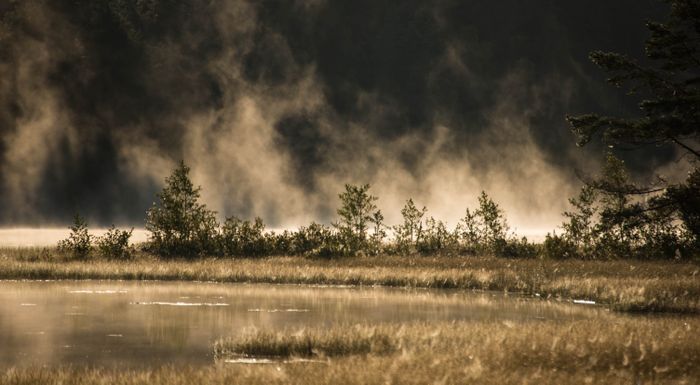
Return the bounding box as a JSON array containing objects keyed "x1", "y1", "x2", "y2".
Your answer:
[{"x1": 567, "y1": 0, "x2": 700, "y2": 245}]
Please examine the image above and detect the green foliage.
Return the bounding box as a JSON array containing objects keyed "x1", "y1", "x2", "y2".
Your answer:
[
  {"x1": 392, "y1": 199, "x2": 427, "y2": 254},
  {"x1": 566, "y1": 1, "x2": 700, "y2": 248},
  {"x1": 96, "y1": 226, "x2": 134, "y2": 260},
  {"x1": 555, "y1": 154, "x2": 694, "y2": 259},
  {"x1": 335, "y1": 184, "x2": 383, "y2": 254},
  {"x1": 491, "y1": 237, "x2": 539, "y2": 259},
  {"x1": 368, "y1": 210, "x2": 387, "y2": 255},
  {"x1": 416, "y1": 217, "x2": 460, "y2": 255},
  {"x1": 475, "y1": 191, "x2": 509, "y2": 247},
  {"x1": 220, "y1": 217, "x2": 269, "y2": 257},
  {"x1": 58, "y1": 214, "x2": 93, "y2": 259},
  {"x1": 289, "y1": 222, "x2": 335, "y2": 256},
  {"x1": 562, "y1": 185, "x2": 597, "y2": 253},
  {"x1": 458, "y1": 208, "x2": 481, "y2": 252},
  {"x1": 542, "y1": 232, "x2": 578, "y2": 260},
  {"x1": 145, "y1": 161, "x2": 219, "y2": 257},
  {"x1": 667, "y1": 168, "x2": 700, "y2": 246},
  {"x1": 290, "y1": 223, "x2": 346, "y2": 258}
]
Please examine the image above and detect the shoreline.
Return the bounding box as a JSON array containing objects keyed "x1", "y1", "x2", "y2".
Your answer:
[{"x1": 0, "y1": 252, "x2": 698, "y2": 314}]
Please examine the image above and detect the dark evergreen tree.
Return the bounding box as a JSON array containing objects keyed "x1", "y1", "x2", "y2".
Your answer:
[{"x1": 566, "y1": 0, "x2": 700, "y2": 247}]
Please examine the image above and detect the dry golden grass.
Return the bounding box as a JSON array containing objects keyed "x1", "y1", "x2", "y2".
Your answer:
[
  {"x1": 3, "y1": 318, "x2": 699, "y2": 385},
  {"x1": 0, "y1": 248, "x2": 698, "y2": 313}
]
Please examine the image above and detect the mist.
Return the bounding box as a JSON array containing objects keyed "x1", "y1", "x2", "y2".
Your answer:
[{"x1": 0, "y1": 0, "x2": 674, "y2": 233}]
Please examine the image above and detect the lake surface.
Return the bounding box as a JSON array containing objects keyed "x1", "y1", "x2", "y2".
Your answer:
[{"x1": 0, "y1": 281, "x2": 608, "y2": 368}]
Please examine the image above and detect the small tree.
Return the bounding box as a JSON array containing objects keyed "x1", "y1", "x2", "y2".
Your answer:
[
  {"x1": 145, "y1": 161, "x2": 219, "y2": 257},
  {"x1": 562, "y1": 185, "x2": 598, "y2": 251},
  {"x1": 393, "y1": 199, "x2": 427, "y2": 253},
  {"x1": 594, "y1": 153, "x2": 644, "y2": 256},
  {"x1": 335, "y1": 184, "x2": 382, "y2": 253},
  {"x1": 96, "y1": 225, "x2": 134, "y2": 260},
  {"x1": 458, "y1": 208, "x2": 481, "y2": 252},
  {"x1": 368, "y1": 210, "x2": 387, "y2": 255},
  {"x1": 475, "y1": 191, "x2": 508, "y2": 248},
  {"x1": 58, "y1": 214, "x2": 92, "y2": 259}
]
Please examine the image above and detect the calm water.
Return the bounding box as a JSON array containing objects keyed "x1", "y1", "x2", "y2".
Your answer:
[{"x1": 0, "y1": 281, "x2": 607, "y2": 368}]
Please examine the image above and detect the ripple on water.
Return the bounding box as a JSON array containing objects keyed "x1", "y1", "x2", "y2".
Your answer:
[{"x1": 130, "y1": 301, "x2": 229, "y2": 307}]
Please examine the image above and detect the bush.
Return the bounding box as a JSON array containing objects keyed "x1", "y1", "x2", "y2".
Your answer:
[
  {"x1": 96, "y1": 226, "x2": 134, "y2": 259},
  {"x1": 57, "y1": 214, "x2": 92, "y2": 259},
  {"x1": 493, "y1": 237, "x2": 539, "y2": 259},
  {"x1": 542, "y1": 232, "x2": 578, "y2": 260},
  {"x1": 145, "y1": 161, "x2": 219, "y2": 257},
  {"x1": 416, "y1": 217, "x2": 459, "y2": 255},
  {"x1": 288, "y1": 223, "x2": 327, "y2": 255},
  {"x1": 220, "y1": 216, "x2": 269, "y2": 257}
]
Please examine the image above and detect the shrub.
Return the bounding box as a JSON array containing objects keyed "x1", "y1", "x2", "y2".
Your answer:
[
  {"x1": 145, "y1": 161, "x2": 219, "y2": 257},
  {"x1": 96, "y1": 226, "x2": 134, "y2": 259},
  {"x1": 493, "y1": 237, "x2": 539, "y2": 259},
  {"x1": 542, "y1": 232, "x2": 578, "y2": 260},
  {"x1": 220, "y1": 216, "x2": 269, "y2": 257},
  {"x1": 416, "y1": 217, "x2": 459, "y2": 255},
  {"x1": 57, "y1": 214, "x2": 92, "y2": 259}
]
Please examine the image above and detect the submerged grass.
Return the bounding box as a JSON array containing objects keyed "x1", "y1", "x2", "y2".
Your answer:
[
  {"x1": 0, "y1": 248, "x2": 698, "y2": 313},
  {"x1": 4, "y1": 318, "x2": 700, "y2": 385}
]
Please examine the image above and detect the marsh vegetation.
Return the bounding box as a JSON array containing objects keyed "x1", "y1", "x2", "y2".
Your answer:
[
  {"x1": 1, "y1": 251, "x2": 697, "y2": 314},
  {"x1": 3, "y1": 318, "x2": 699, "y2": 385}
]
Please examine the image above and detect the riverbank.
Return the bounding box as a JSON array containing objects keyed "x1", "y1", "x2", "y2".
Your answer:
[{"x1": 1, "y1": 248, "x2": 698, "y2": 314}]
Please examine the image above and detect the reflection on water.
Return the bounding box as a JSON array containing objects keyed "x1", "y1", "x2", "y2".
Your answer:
[{"x1": 0, "y1": 281, "x2": 610, "y2": 368}]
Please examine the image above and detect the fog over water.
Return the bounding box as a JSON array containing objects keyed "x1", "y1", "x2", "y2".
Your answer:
[{"x1": 0, "y1": 1, "x2": 679, "y2": 231}]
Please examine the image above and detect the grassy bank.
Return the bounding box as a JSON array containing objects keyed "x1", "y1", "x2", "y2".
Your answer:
[
  {"x1": 4, "y1": 318, "x2": 699, "y2": 385},
  {"x1": 1, "y1": 248, "x2": 698, "y2": 313}
]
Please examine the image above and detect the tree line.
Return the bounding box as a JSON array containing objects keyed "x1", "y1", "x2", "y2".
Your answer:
[
  {"x1": 59, "y1": 158, "x2": 697, "y2": 260},
  {"x1": 58, "y1": 0, "x2": 699, "y2": 261}
]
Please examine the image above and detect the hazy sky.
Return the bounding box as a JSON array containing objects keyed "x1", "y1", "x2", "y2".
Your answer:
[{"x1": 0, "y1": 0, "x2": 675, "y2": 230}]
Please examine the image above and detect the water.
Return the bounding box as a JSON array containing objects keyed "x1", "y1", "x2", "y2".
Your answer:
[{"x1": 0, "y1": 281, "x2": 607, "y2": 368}]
